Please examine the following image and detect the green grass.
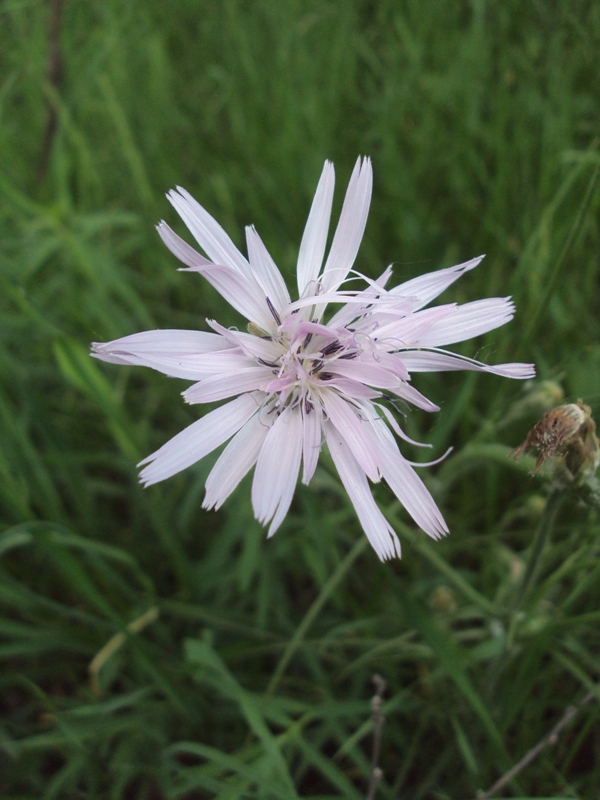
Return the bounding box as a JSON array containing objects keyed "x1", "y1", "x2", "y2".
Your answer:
[{"x1": 2, "y1": 0, "x2": 600, "y2": 797}]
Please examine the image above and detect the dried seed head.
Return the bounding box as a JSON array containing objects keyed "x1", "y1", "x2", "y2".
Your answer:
[{"x1": 512, "y1": 400, "x2": 600, "y2": 478}]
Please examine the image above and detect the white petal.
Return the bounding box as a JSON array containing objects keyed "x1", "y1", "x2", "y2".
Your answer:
[
  {"x1": 184, "y1": 264, "x2": 273, "y2": 331},
  {"x1": 138, "y1": 393, "x2": 262, "y2": 486},
  {"x1": 403, "y1": 447, "x2": 453, "y2": 468},
  {"x1": 322, "y1": 390, "x2": 380, "y2": 482},
  {"x1": 325, "y1": 422, "x2": 401, "y2": 561},
  {"x1": 397, "y1": 348, "x2": 536, "y2": 379},
  {"x1": 91, "y1": 330, "x2": 233, "y2": 379},
  {"x1": 391, "y1": 255, "x2": 485, "y2": 309},
  {"x1": 320, "y1": 157, "x2": 373, "y2": 294},
  {"x1": 301, "y1": 402, "x2": 323, "y2": 485},
  {"x1": 245, "y1": 225, "x2": 291, "y2": 314},
  {"x1": 183, "y1": 367, "x2": 273, "y2": 404},
  {"x1": 324, "y1": 377, "x2": 382, "y2": 401},
  {"x1": 388, "y1": 382, "x2": 440, "y2": 412},
  {"x1": 374, "y1": 305, "x2": 458, "y2": 348},
  {"x1": 156, "y1": 221, "x2": 212, "y2": 268},
  {"x1": 374, "y1": 402, "x2": 432, "y2": 448},
  {"x1": 327, "y1": 266, "x2": 398, "y2": 328},
  {"x1": 179, "y1": 353, "x2": 261, "y2": 376},
  {"x1": 207, "y1": 320, "x2": 283, "y2": 361},
  {"x1": 203, "y1": 412, "x2": 270, "y2": 510},
  {"x1": 92, "y1": 329, "x2": 229, "y2": 357},
  {"x1": 297, "y1": 160, "x2": 335, "y2": 297},
  {"x1": 368, "y1": 420, "x2": 448, "y2": 540},
  {"x1": 416, "y1": 297, "x2": 516, "y2": 347},
  {"x1": 251, "y1": 405, "x2": 303, "y2": 535},
  {"x1": 330, "y1": 351, "x2": 409, "y2": 382},
  {"x1": 326, "y1": 359, "x2": 405, "y2": 390},
  {"x1": 167, "y1": 187, "x2": 249, "y2": 274},
  {"x1": 94, "y1": 351, "x2": 243, "y2": 380},
  {"x1": 285, "y1": 289, "x2": 394, "y2": 314}
]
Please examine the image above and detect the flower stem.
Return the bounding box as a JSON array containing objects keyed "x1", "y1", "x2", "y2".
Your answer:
[{"x1": 514, "y1": 486, "x2": 564, "y2": 610}]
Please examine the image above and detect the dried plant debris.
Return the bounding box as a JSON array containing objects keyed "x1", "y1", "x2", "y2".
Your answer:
[{"x1": 512, "y1": 400, "x2": 600, "y2": 479}]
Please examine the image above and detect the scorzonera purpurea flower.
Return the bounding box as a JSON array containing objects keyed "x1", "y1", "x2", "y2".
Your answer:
[{"x1": 92, "y1": 158, "x2": 535, "y2": 560}]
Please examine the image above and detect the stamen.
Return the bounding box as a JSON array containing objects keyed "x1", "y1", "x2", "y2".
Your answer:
[
  {"x1": 266, "y1": 297, "x2": 281, "y2": 326},
  {"x1": 321, "y1": 341, "x2": 343, "y2": 357},
  {"x1": 257, "y1": 357, "x2": 280, "y2": 369}
]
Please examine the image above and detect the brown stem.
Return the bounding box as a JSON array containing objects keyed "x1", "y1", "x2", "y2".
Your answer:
[
  {"x1": 476, "y1": 686, "x2": 597, "y2": 799},
  {"x1": 38, "y1": 0, "x2": 64, "y2": 180},
  {"x1": 366, "y1": 674, "x2": 387, "y2": 800}
]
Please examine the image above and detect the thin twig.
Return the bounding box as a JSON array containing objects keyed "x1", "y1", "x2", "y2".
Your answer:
[
  {"x1": 38, "y1": 0, "x2": 64, "y2": 180},
  {"x1": 89, "y1": 607, "x2": 159, "y2": 695},
  {"x1": 476, "y1": 686, "x2": 598, "y2": 799},
  {"x1": 366, "y1": 674, "x2": 387, "y2": 800}
]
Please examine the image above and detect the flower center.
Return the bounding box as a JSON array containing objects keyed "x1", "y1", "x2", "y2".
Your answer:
[{"x1": 257, "y1": 323, "x2": 358, "y2": 412}]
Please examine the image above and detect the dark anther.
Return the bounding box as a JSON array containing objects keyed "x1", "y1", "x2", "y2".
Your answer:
[
  {"x1": 304, "y1": 398, "x2": 314, "y2": 414},
  {"x1": 321, "y1": 340, "x2": 343, "y2": 357},
  {"x1": 338, "y1": 351, "x2": 358, "y2": 360},
  {"x1": 257, "y1": 357, "x2": 279, "y2": 369},
  {"x1": 266, "y1": 297, "x2": 281, "y2": 326},
  {"x1": 303, "y1": 333, "x2": 313, "y2": 348},
  {"x1": 319, "y1": 372, "x2": 334, "y2": 381},
  {"x1": 310, "y1": 359, "x2": 324, "y2": 374}
]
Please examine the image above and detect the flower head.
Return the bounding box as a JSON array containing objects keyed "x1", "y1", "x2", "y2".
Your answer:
[{"x1": 92, "y1": 158, "x2": 535, "y2": 560}]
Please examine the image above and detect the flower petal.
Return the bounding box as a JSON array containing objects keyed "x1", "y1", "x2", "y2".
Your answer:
[
  {"x1": 327, "y1": 266, "x2": 400, "y2": 328},
  {"x1": 302, "y1": 402, "x2": 323, "y2": 485},
  {"x1": 297, "y1": 160, "x2": 335, "y2": 297},
  {"x1": 138, "y1": 393, "x2": 262, "y2": 486},
  {"x1": 251, "y1": 405, "x2": 303, "y2": 536},
  {"x1": 325, "y1": 422, "x2": 401, "y2": 561},
  {"x1": 167, "y1": 187, "x2": 250, "y2": 274},
  {"x1": 326, "y1": 359, "x2": 406, "y2": 389},
  {"x1": 321, "y1": 390, "x2": 380, "y2": 481},
  {"x1": 207, "y1": 320, "x2": 283, "y2": 361},
  {"x1": 398, "y1": 348, "x2": 536, "y2": 379},
  {"x1": 203, "y1": 411, "x2": 270, "y2": 510},
  {"x1": 92, "y1": 329, "x2": 229, "y2": 356},
  {"x1": 183, "y1": 366, "x2": 274, "y2": 404},
  {"x1": 388, "y1": 381, "x2": 441, "y2": 412},
  {"x1": 245, "y1": 225, "x2": 291, "y2": 313},
  {"x1": 184, "y1": 264, "x2": 273, "y2": 331},
  {"x1": 416, "y1": 297, "x2": 516, "y2": 347},
  {"x1": 374, "y1": 402, "x2": 432, "y2": 448},
  {"x1": 391, "y1": 255, "x2": 485, "y2": 309},
  {"x1": 91, "y1": 330, "x2": 233, "y2": 379},
  {"x1": 368, "y1": 419, "x2": 448, "y2": 540},
  {"x1": 156, "y1": 221, "x2": 213, "y2": 268},
  {"x1": 320, "y1": 157, "x2": 373, "y2": 294},
  {"x1": 374, "y1": 305, "x2": 458, "y2": 348},
  {"x1": 324, "y1": 377, "x2": 382, "y2": 401}
]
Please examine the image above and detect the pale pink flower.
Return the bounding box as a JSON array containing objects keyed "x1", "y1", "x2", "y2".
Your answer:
[{"x1": 92, "y1": 158, "x2": 535, "y2": 560}]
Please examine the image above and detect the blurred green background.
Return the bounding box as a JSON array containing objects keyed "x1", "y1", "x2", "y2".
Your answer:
[{"x1": 2, "y1": 1, "x2": 600, "y2": 797}]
